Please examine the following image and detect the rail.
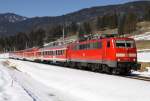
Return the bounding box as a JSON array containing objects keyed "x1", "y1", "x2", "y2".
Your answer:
[{"x1": 124, "y1": 75, "x2": 150, "y2": 82}]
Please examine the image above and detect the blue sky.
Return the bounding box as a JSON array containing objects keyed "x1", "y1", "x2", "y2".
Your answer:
[{"x1": 0, "y1": 0, "x2": 136, "y2": 17}]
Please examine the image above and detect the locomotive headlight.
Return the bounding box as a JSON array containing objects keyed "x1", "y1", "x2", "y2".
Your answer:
[
  {"x1": 133, "y1": 58, "x2": 136, "y2": 61},
  {"x1": 116, "y1": 53, "x2": 125, "y2": 57},
  {"x1": 117, "y1": 58, "x2": 120, "y2": 61}
]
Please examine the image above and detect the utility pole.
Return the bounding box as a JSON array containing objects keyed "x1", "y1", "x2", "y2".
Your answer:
[
  {"x1": 63, "y1": 27, "x2": 65, "y2": 42},
  {"x1": 26, "y1": 42, "x2": 28, "y2": 49}
]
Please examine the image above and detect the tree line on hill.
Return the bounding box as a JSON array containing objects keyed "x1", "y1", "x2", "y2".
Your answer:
[{"x1": 0, "y1": 10, "x2": 150, "y2": 52}]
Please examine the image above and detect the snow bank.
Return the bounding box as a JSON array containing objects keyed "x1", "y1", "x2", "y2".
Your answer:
[
  {"x1": 131, "y1": 32, "x2": 150, "y2": 40},
  {"x1": 0, "y1": 53, "x2": 9, "y2": 59},
  {"x1": 8, "y1": 59, "x2": 150, "y2": 101}
]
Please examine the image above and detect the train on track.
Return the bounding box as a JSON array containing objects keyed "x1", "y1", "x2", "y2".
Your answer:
[{"x1": 9, "y1": 35, "x2": 140, "y2": 75}]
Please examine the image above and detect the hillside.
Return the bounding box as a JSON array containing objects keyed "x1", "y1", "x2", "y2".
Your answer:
[
  {"x1": 0, "y1": 13, "x2": 27, "y2": 36},
  {"x1": 0, "y1": 1, "x2": 150, "y2": 36}
]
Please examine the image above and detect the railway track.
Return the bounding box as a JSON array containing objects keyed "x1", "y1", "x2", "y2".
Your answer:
[
  {"x1": 124, "y1": 75, "x2": 150, "y2": 82},
  {"x1": 4, "y1": 59, "x2": 150, "y2": 82}
]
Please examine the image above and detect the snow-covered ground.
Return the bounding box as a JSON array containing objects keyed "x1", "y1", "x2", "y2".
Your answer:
[
  {"x1": 133, "y1": 67, "x2": 150, "y2": 77},
  {"x1": 0, "y1": 60, "x2": 33, "y2": 101},
  {"x1": 0, "y1": 53, "x2": 9, "y2": 59},
  {"x1": 1, "y1": 59, "x2": 149, "y2": 101}
]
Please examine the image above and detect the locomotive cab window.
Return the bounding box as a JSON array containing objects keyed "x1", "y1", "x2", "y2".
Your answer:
[
  {"x1": 126, "y1": 40, "x2": 135, "y2": 48},
  {"x1": 115, "y1": 40, "x2": 135, "y2": 48},
  {"x1": 116, "y1": 40, "x2": 125, "y2": 48},
  {"x1": 107, "y1": 41, "x2": 110, "y2": 48}
]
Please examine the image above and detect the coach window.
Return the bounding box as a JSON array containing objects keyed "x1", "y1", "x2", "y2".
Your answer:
[
  {"x1": 80, "y1": 45, "x2": 83, "y2": 50},
  {"x1": 83, "y1": 44, "x2": 85, "y2": 49},
  {"x1": 52, "y1": 51, "x2": 54, "y2": 55},
  {"x1": 62, "y1": 50, "x2": 64, "y2": 55},
  {"x1": 73, "y1": 45, "x2": 76, "y2": 50},
  {"x1": 90, "y1": 43, "x2": 93, "y2": 49},
  {"x1": 56, "y1": 50, "x2": 58, "y2": 55},
  {"x1": 61, "y1": 50, "x2": 63, "y2": 55},
  {"x1": 45, "y1": 51, "x2": 47, "y2": 55},
  {"x1": 93, "y1": 42, "x2": 96, "y2": 48},
  {"x1": 79, "y1": 44, "x2": 82, "y2": 50},
  {"x1": 98, "y1": 42, "x2": 102, "y2": 48},
  {"x1": 93, "y1": 42, "x2": 98, "y2": 49},
  {"x1": 87, "y1": 43, "x2": 90, "y2": 49},
  {"x1": 107, "y1": 41, "x2": 110, "y2": 48},
  {"x1": 74, "y1": 45, "x2": 76, "y2": 50},
  {"x1": 75, "y1": 45, "x2": 79, "y2": 50},
  {"x1": 50, "y1": 51, "x2": 52, "y2": 55},
  {"x1": 59, "y1": 50, "x2": 61, "y2": 55},
  {"x1": 60, "y1": 50, "x2": 62, "y2": 55},
  {"x1": 62, "y1": 50, "x2": 63, "y2": 55},
  {"x1": 75, "y1": 45, "x2": 78, "y2": 50},
  {"x1": 82, "y1": 44, "x2": 85, "y2": 50},
  {"x1": 84, "y1": 44, "x2": 87, "y2": 49},
  {"x1": 61, "y1": 50, "x2": 63, "y2": 54}
]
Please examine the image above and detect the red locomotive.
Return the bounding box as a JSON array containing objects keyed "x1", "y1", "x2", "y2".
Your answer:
[{"x1": 9, "y1": 35, "x2": 140, "y2": 75}]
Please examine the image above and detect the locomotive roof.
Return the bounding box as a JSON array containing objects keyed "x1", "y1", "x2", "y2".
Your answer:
[
  {"x1": 111, "y1": 37, "x2": 134, "y2": 40},
  {"x1": 70, "y1": 37, "x2": 134, "y2": 45}
]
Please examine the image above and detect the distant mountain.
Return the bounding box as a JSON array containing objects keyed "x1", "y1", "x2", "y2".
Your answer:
[
  {"x1": 0, "y1": 13, "x2": 27, "y2": 36},
  {"x1": 0, "y1": 1, "x2": 150, "y2": 36},
  {"x1": 0, "y1": 13, "x2": 27, "y2": 23}
]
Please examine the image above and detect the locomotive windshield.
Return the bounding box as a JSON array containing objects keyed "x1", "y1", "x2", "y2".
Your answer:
[{"x1": 115, "y1": 40, "x2": 135, "y2": 48}]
